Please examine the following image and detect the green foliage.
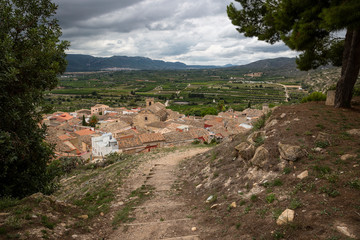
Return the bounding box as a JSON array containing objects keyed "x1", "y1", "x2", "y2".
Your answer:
[
  {"x1": 301, "y1": 92, "x2": 327, "y2": 103},
  {"x1": 266, "y1": 193, "x2": 276, "y2": 203},
  {"x1": 0, "y1": 0, "x2": 69, "y2": 198},
  {"x1": 89, "y1": 115, "x2": 99, "y2": 127}
]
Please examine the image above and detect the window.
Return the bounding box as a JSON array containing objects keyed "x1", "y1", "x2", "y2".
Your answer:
[{"x1": 145, "y1": 117, "x2": 148, "y2": 121}]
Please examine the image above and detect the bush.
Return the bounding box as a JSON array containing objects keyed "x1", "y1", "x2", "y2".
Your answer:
[{"x1": 301, "y1": 92, "x2": 326, "y2": 103}]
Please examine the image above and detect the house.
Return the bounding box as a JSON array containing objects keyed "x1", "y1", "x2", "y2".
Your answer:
[
  {"x1": 91, "y1": 133, "x2": 119, "y2": 157},
  {"x1": 91, "y1": 104, "x2": 109, "y2": 115},
  {"x1": 139, "y1": 133, "x2": 165, "y2": 149},
  {"x1": 117, "y1": 136, "x2": 143, "y2": 154},
  {"x1": 133, "y1": 99, "x2": 169, "y2": 127},
  {"x1": 163, "y1": 131, "x2": 195, "y2": 146}
]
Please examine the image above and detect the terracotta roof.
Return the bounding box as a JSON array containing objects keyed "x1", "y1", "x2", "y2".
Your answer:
[
  {"x1": 57, "y1": 113, "x2": 73, "y2": 121},
  {"x1": 163, "y1": 131, "x2": 194, "y2": 143},
  {"x1": 58, "y1": 134, "x2": 73, "y2": 141},
  {"x1": 74, "y1": 129, "x2": 95, "y2": 136},
  {"x1": 139, "y1": 133, "x2": 165, "y2": 144},
  {"x1": 146, "y1": 121, "x2": 169, "y2": 129},
  {"x1": 118, "y1": 136, "x2": 143, "y2": 149},
  {"x1": 189, "y1": 128, "x2": 210, "y2": 138}
]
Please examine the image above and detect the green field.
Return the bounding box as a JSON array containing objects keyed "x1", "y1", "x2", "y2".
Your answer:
[{"x1": 45, "y1": 69, "x2": 307, "y2": 114}]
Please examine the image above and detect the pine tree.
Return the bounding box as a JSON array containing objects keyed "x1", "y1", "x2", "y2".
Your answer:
[{"x1": 227, "y1": 0, "x2": 360, "y2": 108}]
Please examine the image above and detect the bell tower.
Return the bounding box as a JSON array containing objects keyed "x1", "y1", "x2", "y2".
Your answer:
[{"x1": 146, "y1": 98, "x2": 155, "y2": 108}]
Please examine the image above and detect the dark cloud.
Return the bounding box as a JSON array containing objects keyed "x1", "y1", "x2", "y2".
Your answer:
[{"x1": 54, "y1": 0, "x2": 296, "y2": 65}]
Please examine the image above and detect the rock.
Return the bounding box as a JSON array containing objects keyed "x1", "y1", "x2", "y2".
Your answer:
[
  {"x1": 347, "y1": 129, "x2": 360, "y2": 136},
  {"x1": 235, "y1": 142, "x2": 256, "y2": 160},
  {"x1": 250, "y1": 146, "x2": 269, "y2": 168},
  {"x1": 60, "y1": 223, "x2": 66, "y2": 227},
  {"x1": 341, "y1": 154, "x2": 357, "y2": 161},
  {"x1": 72, "y1": 235, "x2": 78, "y2": 239},
  {"x1": 326, "y1": 90, "x2": 335, "y2": 106},
  {"x1": 278, "y1": 142, "x2": 305, "y2": 161},
  {"x1": 247, "y1": 131, "x2": 266, "y2": 145},
  {"x1": 0, "y1": 213, "x2": 10, "y2": 216},
  {"x1": 100, "y1": 212, "x2": 104, "y2": 216},
  {"x1": 206, "y1": 195, "x2": 214, "y2": 203},
  {"x1": 280, "y1": 113, "x2": 286, "y2": 118},
  {"x1": 315, "y1": 132, "x2": 331, "y2": 145},
  {"x1": 191, "y1": 227, "x2": 197, "y2": 231},
  {"x1": 336, "y1": 225, "x2": 356, "y2": 238},
  {"x1": 210, "y1": 204, "x2": 219, "y2": 209},
  {"x1": 297, "y1": 170, "x2": 308, "y2": 179},
  {"x1": 79, "y1": 215, "x2": 88, "y2": 220},
  {"x1": 265, "y1": 119, "x2": 278, "y2": 130},
  {"x1": 230, "y1": 202, "x2": 237, "y2": 208},
  {"x1": 313, "y1": 147, "x2": 323, "y2": 152},
  {"x1": 276, "y1": 209, "x2": 295, "y2": 225},
  {"x1": 195, "y1": 184, "x2": 202, "y2": 189},
  {"x1": 224, "y1": 178, "x2": 232, "y2": 188}
]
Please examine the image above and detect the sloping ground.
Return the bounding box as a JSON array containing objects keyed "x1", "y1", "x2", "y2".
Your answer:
[{"x1": 178, "y1": 99, "x2": 360, "y2": 240}]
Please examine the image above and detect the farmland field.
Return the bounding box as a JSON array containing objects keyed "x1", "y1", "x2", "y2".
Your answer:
[{"x1": 45, "y1": 68, "x2": 308, "y2": 114}]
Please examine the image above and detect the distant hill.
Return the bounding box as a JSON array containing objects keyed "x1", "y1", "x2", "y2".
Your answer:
[{"x1": 65, "y1": 54, "x2": 218, "y2": 72}]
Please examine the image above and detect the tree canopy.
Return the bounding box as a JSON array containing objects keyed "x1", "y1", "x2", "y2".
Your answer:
[
  {"x1": 0, "y1": 0, "x2": 69, "y2": 197},
  {"x1": 227, "y1": 0, "x2": 360, "y2": 108}
]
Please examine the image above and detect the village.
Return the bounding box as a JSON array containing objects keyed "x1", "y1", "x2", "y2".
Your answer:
[{"x1": 43, "y1": 98, "x2": 267, "y2": 161}]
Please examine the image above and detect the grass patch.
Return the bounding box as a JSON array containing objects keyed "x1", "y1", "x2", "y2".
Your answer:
[
  {"x1": 112, "y1": 185, "x2": 154, "y2": 226},
  {"x1": 41, "y1": 215, "x2": 56, "y2": 230},
  {"x1": 266, "y1": 194, "x2": 276, "y2": 204},
  {"x1": 0, "y1": 197, "x2": 20, "y2": 211}
]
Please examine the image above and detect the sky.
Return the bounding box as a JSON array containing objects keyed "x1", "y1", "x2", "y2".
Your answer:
[{"x1": 53, "y1": 0, "x2": 298, "y2": 66}]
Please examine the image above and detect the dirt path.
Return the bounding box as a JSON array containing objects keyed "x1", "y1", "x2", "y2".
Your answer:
[{"x1": 108, "y1": 147, "x2": 210, "y2": 240}]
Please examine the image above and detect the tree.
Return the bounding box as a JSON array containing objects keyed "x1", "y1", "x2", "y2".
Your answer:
[
  {"x1": 82, "y1": 115, "x2": 87, "y2": 126},
  {"x1": 0, "y1": 0, "x2": 69, "y2": 197},
  {"x1": 89, "y1": 115, "x2": 99, "y2": 128},
  {"x1": 227, "y1": 0, "x2": 360, "y2": 108}
]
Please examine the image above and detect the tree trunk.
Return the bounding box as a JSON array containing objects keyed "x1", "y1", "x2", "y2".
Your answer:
[{"x1": 335, "y1": 28, "x2": 360, "y2": 108}]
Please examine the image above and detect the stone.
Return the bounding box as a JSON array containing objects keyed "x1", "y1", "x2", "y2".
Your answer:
[
  {"x1": 235, "y1": 142, "x2": 256, "y2": 160},
  {"x1": 206, "y1": 195, "x2": 214, "y2": 203},
  {"x1": 347, "y1": 129, "x2": 360, "y2": 136},
  {"x1": 276, "y1": 209, "x2": 295, "y2": 225},
  {"x1": 325, "y1": 90, "x2": 335, "y2": 106},
  {"x1": 280, "y1": 113, "x2": 286, "y2": 118},
  {"x1": 79, "y1": 215, "x2": 88, "y2": 220},
  {"x1": 315, "y1": 132, "x2": 331, "y2": 145},
  {"x1": 0, "y1": 213, "x2": 10, "y2": 216},
  {"x1": 247, "y1": 131, "x2": 265, "y2": 145},
  {"x1": 336, "y1": 225, "x2": 356, "y2": 238},
  {"x1": 341, "y1": 154, "x2": 357, "y2": 161},
  {"x1": 100, "y1": 212, "x2": 104, "y2": 216},
  {"x1": 265, "y1": 119, "x2": 278, "y2": 130},
  {"x1": 224, "y1": 178, "x2": 232, "y2": 188},
  {"x1": 278, "y1": 142, "x2": 305, "y2": 161},
  {"x1": 250, "y1": 146, "x2": 269, "y2": 168},
  {"x1": 230, "y1": 202, "x2": 237, "y2": 208},
  {"x1": 297, "y1": 170, "x2": 308, "y2": 179},
  {"x1": 60, "y1": 223, "x2": 66, "y2": 227},
  {"x1": 210, "y1": 204, "x2": 219, "y2": 209},
  {"x1": 191, "y1": 227, "x2": 197, "y2": 231},
  {"x1": 195, "y1": 184, "x2": 202, "y2": 189},
  {"x1": 72, "y1": 235, "x2": 78, "y2": 239}
]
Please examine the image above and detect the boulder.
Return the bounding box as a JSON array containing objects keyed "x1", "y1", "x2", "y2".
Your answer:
[
  {"x1": 276, "y1": 209, "x2": 295, "y2": 225},
  {"x1": 336, "y1": 224, "x2": 356, "y2": 238},
  {"x1": 264, "y1": 119, "x2": 278, "y2": 130},
  {"x1": 340, "y1": 154, "x2": 357, "y2": 161},
  {"x1": 347, "y1": 129, "x2": 360, "y2": 136},
  {"x1": 250, "y1": 146, "x2": 269, "y2": 168},
  {"x1": 235, "y1": 142, "x2": 256, "y2": 160},
  {"x1": 325, "y1": 90, "x2": 335, "y2": 106},
  {"x1": 297, "y1": 170, "x2": 308, "y2": 179},
  {"x1": 278, "y1": 142, "x2": 305, "y2": 161},
  {"x1": 247, "y1": 131, "x2": 265, "y2": 145}
]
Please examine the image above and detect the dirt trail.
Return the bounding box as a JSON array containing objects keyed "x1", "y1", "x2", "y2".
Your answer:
[{"x1": 108, "y1": 147, "x2": 210, "y2": 240}]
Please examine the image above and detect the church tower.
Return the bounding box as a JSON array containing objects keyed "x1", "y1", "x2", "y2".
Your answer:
[{"x1": 146, "y1": 98, "x2": 155, "y2": 108}]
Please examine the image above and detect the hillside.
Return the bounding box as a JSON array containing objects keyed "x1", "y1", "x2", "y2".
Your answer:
[
  {"x1": 178, "y1": 98, "x2": 360, "y2": 239},
  {"x1": 1, "y1": 100, "x2": 360, "y2": 239}
]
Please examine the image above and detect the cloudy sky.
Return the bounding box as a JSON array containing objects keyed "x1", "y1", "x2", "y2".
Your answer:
[{"x1": 53, "y1": 0, "x2": 298, "y2": 66}]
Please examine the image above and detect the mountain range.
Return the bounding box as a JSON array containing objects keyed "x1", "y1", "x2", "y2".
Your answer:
[{"x1": 65, "y1": 54, "x2": 298, "y2": 72}]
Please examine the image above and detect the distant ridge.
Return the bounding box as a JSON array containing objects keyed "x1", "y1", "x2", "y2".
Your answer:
[
  {"x1": 65, "y1": 54, "x2": 298, "y2": 72},
  {"x1": 65, "y1": 54, "x2": 218, "y2": 72}
]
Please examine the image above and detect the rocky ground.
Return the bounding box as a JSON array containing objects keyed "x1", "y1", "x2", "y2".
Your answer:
[
  {"x1": 178, "y1": 98, "x2": 360, "y2": 239},
  {"x1": 1, "y1": 99, "x2": 360, "y2": 240}
]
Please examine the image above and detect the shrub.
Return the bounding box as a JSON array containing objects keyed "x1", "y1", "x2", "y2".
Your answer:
[{"x1": 301, "y1": 92, "x2": 326, "y2": 103}]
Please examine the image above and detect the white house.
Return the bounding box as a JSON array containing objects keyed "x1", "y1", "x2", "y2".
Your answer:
[{"x1": 91, "y1": 133, "x2": 119, "y2": 157}]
